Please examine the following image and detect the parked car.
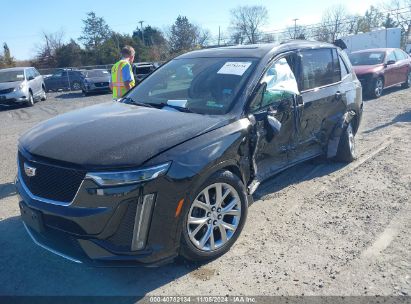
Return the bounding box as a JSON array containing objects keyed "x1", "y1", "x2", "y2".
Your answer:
[
  {"x1": 0, "y1": 67, "x2": 46, "y2": 107},
  {"x1": 44, "y1": 69, "x2": 84, "y2": 92},
  {"x1": 16, "y1": 41, "x2": 363, "y2": 265},
  {"x1": 349, "y1": 48, "x2": 411, "y2": 98},
  {"x1": 81, "y1": 69, "x2": 111, "y2": 95},
  {"x1": 132, "y1": 62, "x2": 158, "y2": 83}
]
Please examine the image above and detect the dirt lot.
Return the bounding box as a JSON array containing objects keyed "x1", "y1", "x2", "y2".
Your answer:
[{"x1": 0, "y1": 88, "x2": 410, "y2": 299}]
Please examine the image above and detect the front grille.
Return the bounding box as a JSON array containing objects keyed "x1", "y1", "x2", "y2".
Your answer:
[
  {"x1": 94, "y1": 82, "x2": 109, "y2": 87},
  {"x1": 0, "y1": 88, "x2": 14, "y2": 94},
  {"x1": 18, "y1": 152, "x2": 86, "y2": 203}
]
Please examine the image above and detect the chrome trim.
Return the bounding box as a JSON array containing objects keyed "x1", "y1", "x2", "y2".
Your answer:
[
  {"x1": 23, "y1": 223, "x2": 82, "y2": 264},
  {"x1": 17, "y1": 157, "x2": 82, "y2": 206}
]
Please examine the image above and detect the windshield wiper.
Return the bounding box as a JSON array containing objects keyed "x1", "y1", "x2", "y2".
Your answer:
[
  {"x1": 147, "y1": 102, "x2": 193, "y2": 113},
  {"x1": 121, "y1": 97, "x2": 155, "y2": 108}
]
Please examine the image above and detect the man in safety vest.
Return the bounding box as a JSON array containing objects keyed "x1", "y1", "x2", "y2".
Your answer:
[{"x1": 110, "y1": 45, "x2": 136, "y2": 99}]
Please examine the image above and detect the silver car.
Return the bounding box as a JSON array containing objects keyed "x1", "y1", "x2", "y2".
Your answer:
[{"x1": 0, "y1": 67, "x2": 46, "y2": 107}]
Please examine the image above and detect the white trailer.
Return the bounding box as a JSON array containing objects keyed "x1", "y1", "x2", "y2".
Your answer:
[{"x1": 341, "y1": 28, "x2": 402, "y2": 53}]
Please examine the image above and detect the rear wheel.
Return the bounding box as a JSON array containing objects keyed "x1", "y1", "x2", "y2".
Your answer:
[
  {"x1": 401, "y1": 71, "x2": 411, "y2": 89},
  {"x1": 335, "y1": 122, "x2": 356, "y2": 162},
  {"x1": 180, "y1": 170, "x2": 248, "y2": 262},
  {"x1": 369, "y1": 77, "x2": 383, "y2": 98},
  {"x1": 26, "y1": 92, "x2": 34, "y2": 107}
]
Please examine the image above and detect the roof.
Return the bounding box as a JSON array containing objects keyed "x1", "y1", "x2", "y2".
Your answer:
[
  {"x1": 0, "y1": 67, "x2": 31, "y2": 71},
  {"x1": 351, "y1": 48, "x2": 395, "y2": 53},
  {"x1": 177, "y1": 40, "x2": 336, "y2": 59}
]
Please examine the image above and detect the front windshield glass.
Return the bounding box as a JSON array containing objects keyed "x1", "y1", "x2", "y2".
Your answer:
[
  {"x1": 0, "y1": 70, "x2": 25, "y2": 83},
  {"x1": 125, "y1": 57, "x2": 258, "y2": 115},
  {"x1": 349, "y1": 52, "x2": 385, "y2": 66},
  {"x1": 84, "y1": 70, "x2": 110, "y2": 78}
]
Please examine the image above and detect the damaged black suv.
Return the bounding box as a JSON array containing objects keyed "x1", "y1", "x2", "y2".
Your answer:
[{"x1": 16, "y1": 41, "x2": 363, "y2": 265}]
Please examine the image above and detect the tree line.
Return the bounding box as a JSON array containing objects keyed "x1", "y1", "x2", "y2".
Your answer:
[{"x1": 0, "y1": 0, "x2": 410, "y2": 70}]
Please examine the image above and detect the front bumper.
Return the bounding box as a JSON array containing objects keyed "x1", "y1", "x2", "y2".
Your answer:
[
  {"x1": 0, "y1": 90, "x2": 29, "y2": 106},
  {"x1": 15, "y1": 158, "x2": 191, "y2": 265}
]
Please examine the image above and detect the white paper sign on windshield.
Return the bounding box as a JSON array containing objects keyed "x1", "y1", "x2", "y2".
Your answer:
[{"x1": 217, "y1": 62, "x2": 252, "y2": 76}]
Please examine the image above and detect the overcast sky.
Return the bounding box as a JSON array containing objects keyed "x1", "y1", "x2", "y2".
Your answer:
[{"x1": 0, "y1": 0, "x2": 382, "y2": 60}]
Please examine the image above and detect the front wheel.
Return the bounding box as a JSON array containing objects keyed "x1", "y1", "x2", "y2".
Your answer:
[
  {"x1": 26, "y1": 92, "x2": 34, "y2": 107},
  {"x1": 41, "y1": 86, "x2": 47, "y2": 101},
  {"x1": 180, "y1": 170, "x2": 248, "y2": 262},
  {"x1": 335, "y1": 122, "x2": 356, "y2": 162},
  {"x1": 401, "y1": 71, "x2": 411, "y2": 89},
  {"x1": 71, "y1": 81, "x2": 81, "y2": 91}
]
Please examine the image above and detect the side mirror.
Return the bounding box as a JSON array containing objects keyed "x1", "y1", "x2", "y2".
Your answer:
[
  {"x1": 386, "y1": 60, "x2": 396, "y2": 66},
  {"x1": 28, "y1": 76, "x2": 35, "y2": 81}
]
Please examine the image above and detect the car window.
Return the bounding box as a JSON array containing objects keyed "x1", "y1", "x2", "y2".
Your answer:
[
  {"x1": 30, "y1": 68, "x2": 38, "y2": 78},
  {"x1": 339, "y1": 56, "x2": 349, "y2": 78},
  {"x1": 301, "y1": 48, "x2": 337, "y2": 90},
  {"x1": 26, "y1": 69, "x2": 34, "y2": 80},
  {"x1": 53, "y1": 71, "x2": 63, "y2": 78},
  {"x1": 33, "y1": 68, "x2": 40, "y2": 77},
  {"x1": 332, "y1": 49, "x2": 341, "y2": 83},
  {"x1": 394, "y1": 50, "x2": 406, "y2": 61},
  {"x1": 386, "y1": 51, "x2": 396, "y2": 63},
  {"x1": 127, "y1": 57, "x2": 258, "y2": 115},
  {"x1": 249, "y1": 57, "x2": 299, "y2": 113}
]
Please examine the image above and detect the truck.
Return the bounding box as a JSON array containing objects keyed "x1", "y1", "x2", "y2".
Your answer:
[{"x1": 340, "y1": 27, "x2": 402, "y2": 53}]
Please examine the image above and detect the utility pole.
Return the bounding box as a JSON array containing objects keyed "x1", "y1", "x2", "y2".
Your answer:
[
  {"x1": 218, "y1": 26, "x2": 221, "y2": 46},
  {"x1": 293, "y1": 18, "x2": 299, "y2": 39},
  {"x1": 138, "y1": 20, "x2": 145, "y2": 45}
]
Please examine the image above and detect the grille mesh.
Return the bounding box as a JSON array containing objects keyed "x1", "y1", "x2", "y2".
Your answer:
[{"x1": 18, "y1": 152, "x2": 86, "y2": 203}]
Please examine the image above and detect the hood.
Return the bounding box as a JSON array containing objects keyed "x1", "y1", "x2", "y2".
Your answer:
[
  {"x1": 353, "y1": 64, "x2": 384, "y2": 76},
  {"x1": 0, "y1": 81, "x2": 23, "y2": 90},
  {"x1": 85, "y1": 76, "x2": 110, "y2": 83},
  {"x1": 19, "y1": 102, "x2": 230, "y2": 169}
]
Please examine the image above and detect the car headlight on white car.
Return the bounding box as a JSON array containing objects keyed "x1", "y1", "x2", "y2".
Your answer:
[
  {"x1": 86, "y1": 162, "x2": 171, "y2": 186},
  {"x1": 14, "y1": 82, "x2": 26, "y2": 92}
]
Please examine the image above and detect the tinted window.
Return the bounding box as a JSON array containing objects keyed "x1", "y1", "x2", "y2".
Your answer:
[
  {"x1": 386, "y1": 51, "x2": 396, "y2": 62},
  {"x1": 349, "y1": 51, "x2": 385, "y2": 65},
  {"x1": 394, "y1": 50, "x2": 406, "y2": 60},
  {"x1": 302, "y1": 49, "x2": 336, "y2": 90},
  {"x1": 127, "y1": 57, "x2": 258, "y2": 115},
  {"x1": 339, "y1": 56, "x2": 349, "y2": 78},
  {"x1": 84, "y1": 70, "x2": 110, "y2": 78}
]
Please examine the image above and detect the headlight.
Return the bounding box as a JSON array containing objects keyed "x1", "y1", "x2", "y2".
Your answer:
[
  {"x1": 14, "y1": 83, "x2": 25, "y2": 92},
  {"x1": 86, "y1": 162, "x2": 171, "y2": 186}
]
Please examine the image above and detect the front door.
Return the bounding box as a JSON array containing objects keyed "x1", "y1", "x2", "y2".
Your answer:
[
  {"x1": 249, "y1": 55, "x2": 299, "y2": 185},
  {"x1": 384, "y1": 50, "x2": 400, "y2": 86}
]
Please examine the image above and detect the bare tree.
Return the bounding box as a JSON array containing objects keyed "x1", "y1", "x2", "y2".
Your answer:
[
  {"x1": 230, "y1": 5, "x2": 268, "y2": 44},
  {"x1": 386, "y1": 0, "x2": 411, "y2": 46},
  {"x1": 34, "y1": 30, "x2": 65, "y2": 68},
  {"x1": 314, "y1": 5, "x2": 350, "y2": 43},
  {"x1": 285, "y1": 25, "x2": 309, "y2": 40}
]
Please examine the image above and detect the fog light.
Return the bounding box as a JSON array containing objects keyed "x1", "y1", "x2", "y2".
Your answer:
[{"x1": 131, "y1": 193, "x2": 155, "y2": 251}]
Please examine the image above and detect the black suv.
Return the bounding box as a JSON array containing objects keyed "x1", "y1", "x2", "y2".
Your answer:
[
  {"x1": 44, "y1": 69, "x2": 84, "y2": 91},
  {"x1": 16, "y1": 41, "x2": 363, "y2": 265}
]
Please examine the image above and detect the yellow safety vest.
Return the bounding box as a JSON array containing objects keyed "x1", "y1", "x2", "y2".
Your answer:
[{"x1": 111, "y1": 59, "x2": 136, "y2": 99}]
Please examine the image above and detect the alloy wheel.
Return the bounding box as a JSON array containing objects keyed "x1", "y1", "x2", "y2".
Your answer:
[
  {"x1": 347, "y1": 123, "x2": 355, "y2": 157},
  {"x1": 187, "y1": 182, "x2": 241, "y2": 252},
  {"x1": 72, "y1": 82, "x2": 81, "y2": 90},
  {"x1": 375, "y1": 78, "x2": 383, "y2": 97}
]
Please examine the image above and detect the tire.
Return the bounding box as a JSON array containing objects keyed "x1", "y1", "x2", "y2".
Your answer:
[
  {"x1": 401, "y1": 70, "x2": 411, "y2": 89},
  {"x1": 82, "y1": 90, "x2": 89, "y2": 96},
  {"x1": 369, "y1": 77, "x2": 383, "y2": 98},
  {"x1": 41, "y1": 87, "x2": 47, "y2": 101},
  {"x1": 26, "y1": 92, "x2": 34, "y2": 107},
  {"x1": 335, "y1": 122, "x2": 356, "y2": 162},
  {"x1": 180, "y1": 170, "x2": 248, "y2": 262},
  {"x1": 71, "y1": 81, "x2": 81, "y2": 91}
]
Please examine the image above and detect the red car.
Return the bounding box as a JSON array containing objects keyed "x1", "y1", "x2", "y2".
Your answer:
[{"x1": 349, "y1": 48, "x2": 411, "y2": 98}]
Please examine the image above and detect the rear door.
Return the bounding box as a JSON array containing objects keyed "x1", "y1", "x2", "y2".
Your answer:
[
  {"x1": 394, "y1": 49, "x2": 409, "y2": 84},
  {"x1": 293, "y1": 48, "x2": 347, "y2": 162}
]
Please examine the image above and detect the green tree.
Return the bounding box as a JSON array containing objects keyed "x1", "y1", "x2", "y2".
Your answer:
[
  {"x1": 357, "y1": 6, "x2": 384, "y2": 33},
  {"x1": 133, "y1": 26, "x2": 167, "y2": 47},
  {"x1": 3, "y1": 43, "x2": 15, "y2": 67},
  {"x1": 79, "y1": 12, "x2": 111, "y2": 50},
  {"x1": 168, "y1": 16, "x2": 198, "y2": 53},
  {"x1": 382, "y1": 13, "x2": 398, "y2": 29},
  {"x1": 55, "y1": 39, "x2": 83, "y2": 67}
]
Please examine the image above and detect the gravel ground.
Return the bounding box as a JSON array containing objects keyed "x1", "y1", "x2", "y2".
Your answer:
[{"x1": 0, "y1": 88, "x2": 410, "y2": 299}]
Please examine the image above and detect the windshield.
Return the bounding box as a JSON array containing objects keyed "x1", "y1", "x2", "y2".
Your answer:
[
  {"x1": 349, "y1": 52, "x2": 385, "y2": 66},
  {"x1": 0, "y1": 70, "x2": 25, "y2": 83},
  {"x1": 84, "y1": 70, "x2": 110, "y2": 78},
  {"x1": 126, "y1": 57, "x2": 258, "y2": 115}
]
